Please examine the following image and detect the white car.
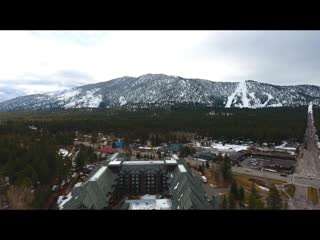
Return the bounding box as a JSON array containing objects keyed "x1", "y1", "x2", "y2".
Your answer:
[{"x1": 201, "y1": 176, "x2": 208, "y2": 183}]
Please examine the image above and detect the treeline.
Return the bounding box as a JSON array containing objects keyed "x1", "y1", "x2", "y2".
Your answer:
[{"x1": 0, "y1": 107, "x2": 307, "y2": 144}]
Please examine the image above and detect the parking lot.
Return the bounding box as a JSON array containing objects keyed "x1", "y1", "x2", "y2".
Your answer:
[
  {"x1": 240, "y1": 156, "x2": 295, "y2": 174},
  {"x1": 240, "y1": 157, "x2": 264, "y2": 169}
]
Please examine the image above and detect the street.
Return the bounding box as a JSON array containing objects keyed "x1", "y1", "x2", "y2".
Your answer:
[
  {"x1": 295, "y1": 103, "x2": 320, "y2": 179},
  {"x1": 190, "y1": 168, "x2": 229, "y2": 200},
  {"x1": 232, "y1": 166, "x2": 288, "y2": 182}
]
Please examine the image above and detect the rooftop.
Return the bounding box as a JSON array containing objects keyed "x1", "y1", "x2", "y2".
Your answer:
[
  {"x1": 178, "y1": 164, "x2": 187, "y2": 173},
  {"x1": 126, "y1": 198, "x2": 172, "y2": 210},
  {"x1": 165, "y1": 159, "x2": 178, "y2": 165},
  {"x1": 89, "y1": 166, "x2": 108, "y2": 181},
  {"x1": 122, "y1": 161, "x2": 165, "y2": 165}
]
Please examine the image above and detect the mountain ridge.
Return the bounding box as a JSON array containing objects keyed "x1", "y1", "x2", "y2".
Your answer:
[{"x1": 1, "y1": 74, "x2": 320, "y2": 112}]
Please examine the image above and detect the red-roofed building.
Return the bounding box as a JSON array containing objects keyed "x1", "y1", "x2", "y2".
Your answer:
[{"x1": 98, "y1": 147, "x2": 118, "y2": 154}]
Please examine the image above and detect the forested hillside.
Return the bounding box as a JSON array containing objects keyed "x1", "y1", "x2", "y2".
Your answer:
[{"x1": 0, "y1": 107, "x2": 311, "y2": 208}]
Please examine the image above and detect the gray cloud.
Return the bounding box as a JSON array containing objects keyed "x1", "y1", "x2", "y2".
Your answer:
[
  {"x1": 197, "y1": 31, "x2": 320, "y2": 86},
  {"x1": 0, "y1": 87, "x2": 26, "y2": 102},
  {"x1": 0, "y1": 70, "x2": 94, "y2": 102}
]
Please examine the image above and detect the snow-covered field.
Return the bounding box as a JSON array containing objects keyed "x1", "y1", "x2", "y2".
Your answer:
[
  {"x1": 274, "y1": 141, "x2": 297, "y2": 153},
  {"x1": 211, "y1": 143, "x2": 249, "y2": 152}
]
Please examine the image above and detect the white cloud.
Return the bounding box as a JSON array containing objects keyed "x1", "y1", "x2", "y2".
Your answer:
[
  {"x1": 0, "y1": 30, "x2": 320, "y2": 102},
  {"x1": 0, "y1": 30, "x2": 226, "y2": 84}
]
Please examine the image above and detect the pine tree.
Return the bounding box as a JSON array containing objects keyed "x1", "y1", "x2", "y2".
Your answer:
[
  {"x1": 221, "y1": 195, "x2": 228, "y2": 209},
  {"x1": 198, "y1": 164, "x2": 202, "y2": 173},
  {"x1": 206, "y1": 161, "x2": 210, "y2": 168},
  {"x1": 220, "y1": 156, "x2": 232, "y2": 183},
  {"x1": 228, "y1": 193, "x2": 236, "y2": 209},
  {"x1": 239, "y1": 186, "x2": 245, "y2": 204},
  {"x1": 230, "y1": 180, "x2": 239, "y2": 201},
  {"x1": 248, "y1": 183, "x2": 265, "y2": 209},
  {"x1": 266, "y1": 184, "x2": 283, "y2": 209}
]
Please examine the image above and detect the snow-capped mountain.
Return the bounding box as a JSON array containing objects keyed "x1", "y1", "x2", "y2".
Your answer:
[{"x1": 1, "y1": 74, "x2": 320, "y2": 112}]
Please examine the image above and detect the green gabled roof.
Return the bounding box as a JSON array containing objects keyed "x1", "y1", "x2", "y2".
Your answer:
[
  {"x1": 168, "y1": 162, "x2": 213, "y2": 210},
  {"x1": 63, "y1": 167, "x2": 118, "y2": 210}
]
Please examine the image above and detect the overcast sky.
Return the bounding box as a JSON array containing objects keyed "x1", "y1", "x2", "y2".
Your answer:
[{"x1": 0, "y1": 30, "x2": 320, "y2": 102}]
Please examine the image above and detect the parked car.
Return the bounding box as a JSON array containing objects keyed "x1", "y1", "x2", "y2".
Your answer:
[{"x1": 201, "y1": 176, "x2": 208, "y2": 183}]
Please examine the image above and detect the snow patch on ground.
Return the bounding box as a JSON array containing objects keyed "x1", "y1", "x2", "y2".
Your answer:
[
  {"x1": 59, "y1": 88, "x2": 102, "y2": 108},
  {"x1": 57, "y1": 192, "x2": 72, "y2": 209},
  {"x1": 74, "y1": 182, "x2": 82, "y2": 188},
  {"x1": 308, "y1": 102, "x2": 313, "y2": 114},
  {"x1": 249, "y1": 92, "x2": 256, "y2": 99},
  {"x1": 211, "y1": 143, "x2": 249, "y2": 152},
  {"x1": 54, "y1": 88, "x2": 81, "y2": 102},
  {"x1": 275, "y1": 141, "x2": 287, "y2": 148},
  {"x1": 119, "y1": 96, "x2": 127, "y2": 106},
  {"x1": 239, "y1": 81, "x2": 249, "y2": 108},
  {"x1": 269, "y1": 103, "x2": 283, "y2": 107},
  {"x1": 79, "y1": 89, "x2": 102, "y2": 108},
  {"x1": 257, "y1": 186, "x2": 270, "y2": 191},
  {"x1": 274, "y1": 141, "x2": 296, "y2": 152},
  {"x1": 58, "y1": 149, "x2": 69, "y2": 157},
  {"x1": 226, "y1": 82, "x2": 241, "y2": 108}
]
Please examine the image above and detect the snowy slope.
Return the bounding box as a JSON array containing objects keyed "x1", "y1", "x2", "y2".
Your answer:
[
  {"x1": 225, "y1": 80, "x2": 320, "y2": 108},
  {"x1": 226, "y1": 81, "x2": 249, "y2": 108},
  {"x1": 1, "y1": 74, "x2": 320, "y2": 112}
]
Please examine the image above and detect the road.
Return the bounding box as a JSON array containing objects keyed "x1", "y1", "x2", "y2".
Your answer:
[
  {"x1": 292, "y1": 175, "x2": 320, "y2": 188},
  {"x1": 288, "y1": 185, "x2": 320, "y2": 210},
  {"x1": 190, "y1": 168, "x2": 229, "y2": 200},
  {"x1": 295, "y1": 103, "x2": 320, "y2": 178},
  {"x1": 231, "y1": 166, "x2": 288, "y2": 182}
]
